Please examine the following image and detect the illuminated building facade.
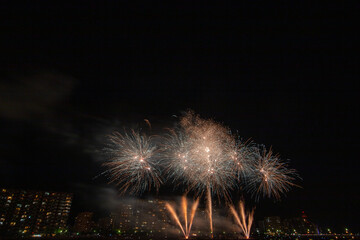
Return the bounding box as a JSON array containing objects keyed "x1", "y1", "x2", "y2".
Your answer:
[
  {"x1": 137, "y1": 199, "x2": 171, "y2": 236},
  {"x1": 111, "y1": 198, "x2": 173, "y2": 239},
  {"x1": 0, "y1": 188, "x2": 72, "y2": 236}
]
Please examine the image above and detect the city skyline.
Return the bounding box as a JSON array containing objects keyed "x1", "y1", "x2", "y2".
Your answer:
[
  {"x1": 1, "y1": 187, "x2": 355, "y2": 239},
  {"x1": 1, "y1": 1, "x2": 358, "y2": 238}
]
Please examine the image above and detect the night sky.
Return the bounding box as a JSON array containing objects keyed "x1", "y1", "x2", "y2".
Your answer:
[{"x1": 0, "y1": 2, "x2": 359, "y2": 233}]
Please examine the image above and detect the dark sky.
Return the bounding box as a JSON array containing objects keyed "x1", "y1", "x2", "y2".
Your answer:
[{"x1": 0, "y1": 1, "x2": 359, "y2": 233}]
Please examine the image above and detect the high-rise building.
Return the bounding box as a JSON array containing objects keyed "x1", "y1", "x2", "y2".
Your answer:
[
  {"x1": 0, "y1": 188, "x2": 72, "y2": 236},
  {"x1": 136, "y1": 199, "x2": 171, "y2": 236},
  {"x1": 73, "y1": 212, "x2": 94, "y2": 233},
  {"x1": 110, "y1": 198, "x2": 174, "y2": 239}
]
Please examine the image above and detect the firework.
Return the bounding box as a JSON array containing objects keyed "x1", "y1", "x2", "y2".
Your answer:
[
  {"x1": 101, "y1": 111, "x2": 299, "y2": 238},
  {"x1": 163, "y1": 111, "x2": 246, "y2": 237},
  {"x1": 230, "y1": 200, "x2": 255, "y2": 239},
  {"x1": 103, "y1": 129, "x2": 162, "y2": 195},
  {"x1": 165, "y1": 196, "x2": 199, "y2": 239},
  {"x1": 164, "y1": 111, "x2": 240, "y2": 199},
  {"x1": 246, "y1": 146, "x2": 298, "y2": 200},
  {"x1": 162, "y1": 128, "x2": 191, "y2": 187},
  {"x1": 206, "y1": 186, "x2": 213, "y2": 238},
  {"x1": 232, "y1": 137, "x2": 257, "y2": 181}
]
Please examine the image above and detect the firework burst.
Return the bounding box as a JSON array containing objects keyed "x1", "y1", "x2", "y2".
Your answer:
[
  {"x1": 162, "y1": 128, "x2": 191, "y2": 187},
  {"x1": 247, "y1": 146, "x2": 298, "y2": 200},
  {"x1": 231, "y1": 137, "x2": 257, "y2": 181},
  {"x1": 103, "y1": 129, "x2": 162, "y2": 195},
  {"x1": 164, "y1": 111, "x2": 239, "y2": 199}
]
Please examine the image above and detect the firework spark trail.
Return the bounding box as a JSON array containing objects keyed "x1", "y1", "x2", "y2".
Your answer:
[
  {"x1": 247, "y1": 207, "x2": 255, "y2": 236},
  {"x1": 230, "y1": 205, "x2": 245, "y2": 233},
  {"x1": 188, "y1": 198, "x2": 199, "y2": 235},
  {"x1": 230, "y1": 200, "x2": 255, "y2": 239},
  {"x1": 103, "y1": 129, "x2": 162, "y2": 195},
  {"x1": 165, "y1": 202, "x2": 186, "y2": 236},
  {"x1": 207, "y1": 187, "x2": 213, "y2": 238},
  {"x1": 240, "y1": 201, "x2": 246, "y2": 231},
  {"x1": 166, "y1": 196, "x2": 199, "y2": 239},
  {"x1": 247, "y1": 146, "x2": 298, "y2": 200},
  {"x1": 182, "y1": 195, "x2": 188, "y2": 234}
]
